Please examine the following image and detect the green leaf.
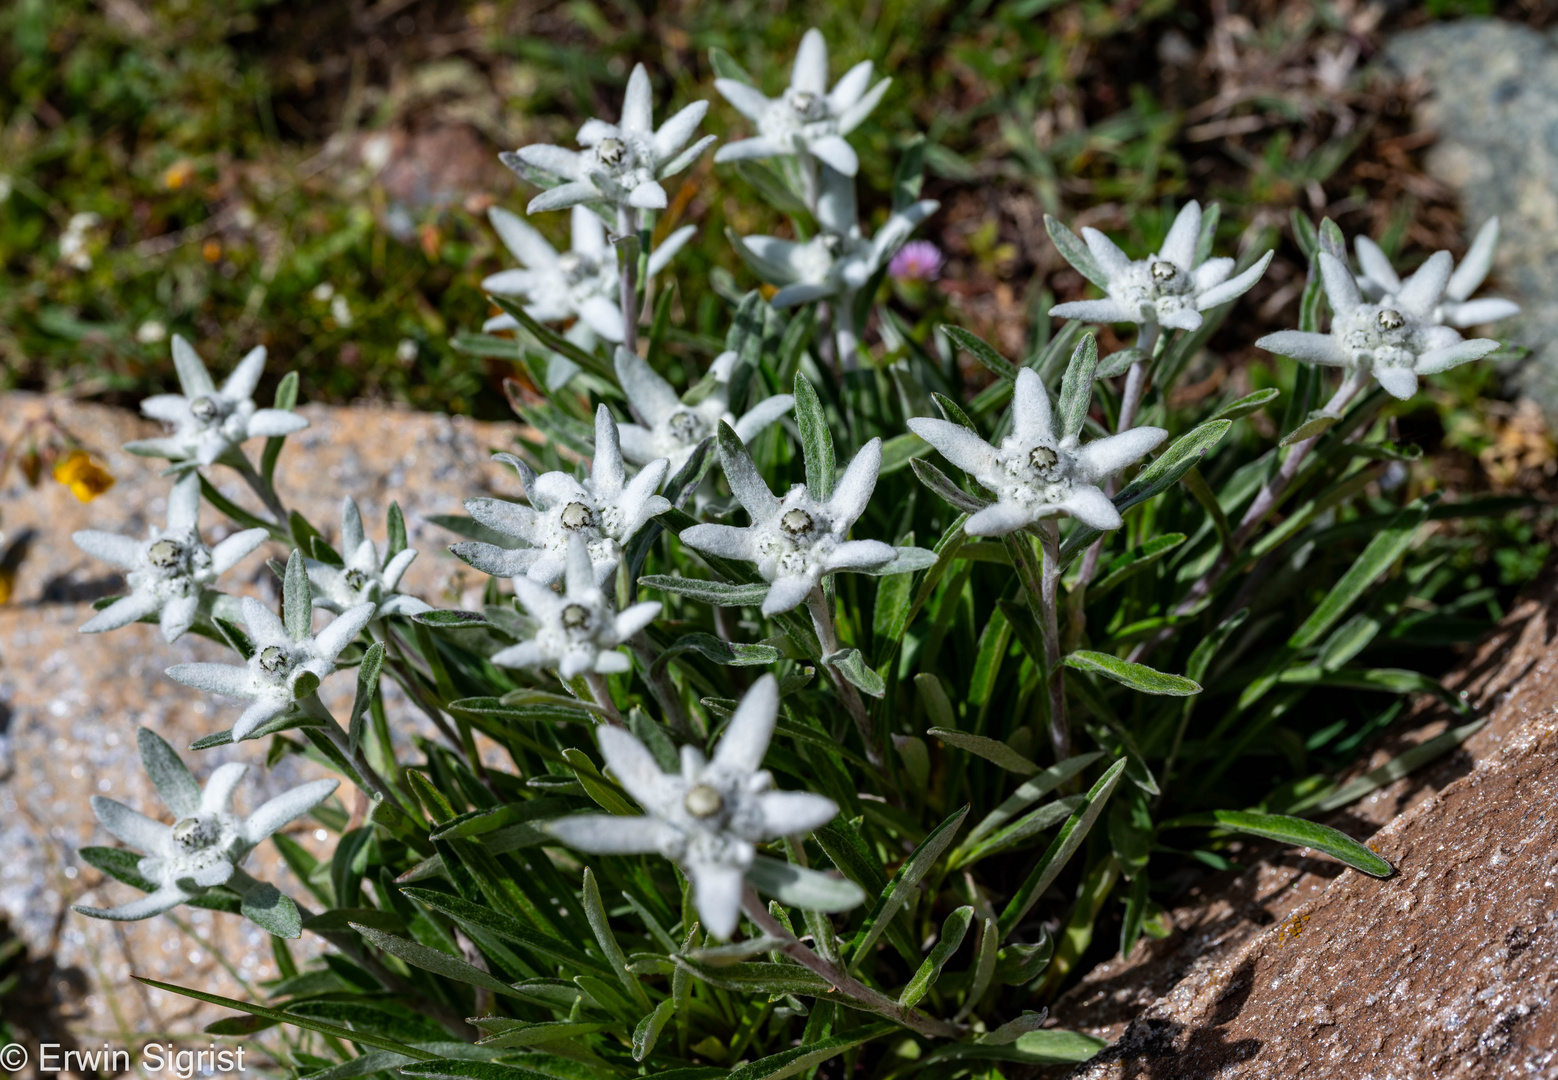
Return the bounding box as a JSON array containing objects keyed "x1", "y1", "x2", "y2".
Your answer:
[
  {"x1": 1013, "y1": 1029, "x2": 1109, "y2": 1064},
  {"x1": 488, "y1": 296, "x2": 613, "y2": 381},
  {"x1": 449, "y1": 693, "x2": 601, "y2": 724},
  {"x1": 1280, "y1": 409, "x2": 1340, "y2": 447},
  {"x1": 909, "y1": 458, "x2": 989, "y2": 513},
  {"x1": 853, "y1": 546, "x2": 937, "y2": 576},
  {"x1": 353, "y1": 924, "x2": 529, "y2": 998},
  {"x1": 999, "y1": 758, "x2": 1127, "y2": 935},
  {"x1": 956, "y1": 752, "x2": 1103, "y2": 858},
  {"x1": 744, "y1": 856, "x2": 867, "y2": 912},
  {"x1": 400, "y1": 888, "x2": 611, "y2": 978},
  {"x1": 639, "y1": 576, "x2": 771, "y2": 607},
  {"x1": 708, "y1": 46, "x2": 755, "y2": 85},
  {"x1": 824, "y1": 648, "x2": 885, "y2": 697},
  {"x1": 563, "y1": 748, "x2": 637, "y2": 816},
  {"x1": 673, "y1": 959, "x2": 835, "y2": 997},
  {"x1": 473, "y1": 1020, "x2": 608, "y2": 1049},
  {"x1": 1057, "y1": 333, "x2": 1099, "y2": 441},
  {"x1": 137, "y1": 727, "x2": 200, "y2": 818},
  {"x1": 399, "y1": 1061, "x2": 554, "y2": 1080},
  {"x1": 955, "y1": 796, "x2": 1085, "y2": 868},
  {"x1": 234, "y1": 876, "x2": 302, "y2": 938},
  {"x1": 1064, "y1": 651, "x2": 1201, "y2": 696},
  {"x1": 632, "y1": 999, "x2": 674, "y2": 1062},
  {"x1": 1305, "y1": 717, "x2": 1486, "y2": 813},
  {"x1": 1090, "y1": 533, "x2": 1186, "y2": 596},
  {"x1": 581, "y1": 868, "x2": 650, "y2": 1009},
  {"x1": 1044, "y1": 215, "x2": 1109, "y2": 289},
  {"x1": 1288, "y1": 499, "x2": 1430, "y2": 649},
  {"x1": 725, "y1": 1023, "x2": 893, "y2": 1080},
  {"x1": 899, "y1": 905, "x2": 973, "y2": 1008},
  {"x1": 133, "y1": 976, "x2": 437, "y2": 1060},
  {"x1": 283, "y1": 550, "x2": 311, "y2": 642},
  {"x1": 892, "y1": 134, "x2": 925, "y2": 211},
  {"x1": 928, "y1": 728, "x2": 1037, "y2": 775},
  {"x1": 1212, "y1": 387, "x2": 1281, "y2": 423},
  {"x1": 1120, "y1": 871, "x2": 1150, "y2": 960},
  {"x1": 412, "y1": 610, "x2": 489, "y2": 629},
  {"x1": 1172, "y1": 810, "x2": 1393, "y2": 878},
  {"x1": 653, "y1": 633, "x2": 781, "y2": 675},
  {"x1": 348, "y1": 641, "x2": 384, "y2": 759},
  {"x1": 994, "y1": 931, "x2": 1053, "y2": 984},
  {"x1": 942, "y1": 325, "x2": 1019, "y2": 381},
  {"x1": 793, "y1": 373, "x2": 834, "y2": 504},
  {"x1": 878, "y1": 431, "x2": 931, "y2": 475},
  {"x1": 1096, "y1": 346, "x2": 1144, "y2": 379},
  {"x1": 848, "y1": 806, "x2": 968, "y2": 968}
]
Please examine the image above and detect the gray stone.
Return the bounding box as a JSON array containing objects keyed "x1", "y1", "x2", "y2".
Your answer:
[{"x1": 1384, "y1": 20, "x2": 1558, "y2": 418}]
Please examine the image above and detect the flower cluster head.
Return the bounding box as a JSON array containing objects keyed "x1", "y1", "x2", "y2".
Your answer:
[
  {"x1": 1256, "y1": 250, "x2": 1500, "y2": 400},
  {"x1": 890, "y1": 240, "x2": 944, "y2": 283},
  {"x1": 910, "y1": 368, "x2": 1166, "y2": 535},
  {"x1": 614, "y1": 347, "x2": 794, "y2": 473},
  {"x1": 681, "y1": 427, "x2": 896, "y2": 615},
  {"x1": 126, "y1": 337, "x2": 307, "y2": 466},
  {"x1": 305, "y1": 497, "x2": 431, "y2": 618},
  {"x1": 733, "y1": 167, "x2": 938, "y2": 309},
  {"x1": 1050, "y1": 201, "x2": 1273, "y2": 331},
  {"x1": 74, "y1": 727, "x2": 336, "y2": 929},
  {"x1": 167, "y1": 561, "x2": 375, "y2": 742},
  {"x1": 505, "y1": 64, "x2": 714, "y2": 214},
  {"x1": 73, "y1": 470, "x2": 268, "y2": 642},
  {"x1": 490, "y1": 534, "x2": 660, "y2": 678},
  {"x1": 547, "y1": 675, "x2": 837, "y2": 939},
  {"x1": 1354, "y1": 217, "x2": 1519, "y2": 329},
  {"x1": 713, "y1": 28, "x2": 889, "y2": 178},
  {"x1": 452, "y1": 406, "x2": 670, "y2": 586},
  {"x1": 482, "y1": 205, "x2": 695, "y2": 389}
]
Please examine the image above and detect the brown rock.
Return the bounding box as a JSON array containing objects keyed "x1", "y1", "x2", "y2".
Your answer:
[
  {"x1": 0, "y1": 392, "x2": 520, "y2": 1052},
  {"x1": 1051, "y1": 572, "x2": 1558, "y2": 1077}
]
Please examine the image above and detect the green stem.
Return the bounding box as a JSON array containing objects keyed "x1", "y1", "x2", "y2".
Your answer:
[{"x1": 806, "y1": 586, "x2": 880, "y2": 766}]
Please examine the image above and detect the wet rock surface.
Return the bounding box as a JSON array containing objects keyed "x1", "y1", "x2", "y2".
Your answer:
[
  {"x1": 0, "y1": 393, "x2": 517, "y2": 1049},
  {"x1": 1384, "y1": 20, "x2": 1558, "y2": 421},
  {"x1": 1049, "y1": 570, "x2": 1558, "y2": 1077}
]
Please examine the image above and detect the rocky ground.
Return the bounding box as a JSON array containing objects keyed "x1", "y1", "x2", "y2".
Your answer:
[{"x1": 0, "y1": 394, "x2": 518, "y2": 1061}]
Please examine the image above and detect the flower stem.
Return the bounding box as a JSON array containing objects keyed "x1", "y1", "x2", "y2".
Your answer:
[
  {"x1": 1036, "y1": 521, "x2": 1068, "y2": 763},
  {"x1": 583, "y1": 671, "x2": 625, "y2": 726},
  {"x1": 740, "y1": 886, "x2": 961, "y2": 1040},
  {"x1": 301, "y1": 695, "x2": 402, "y2": 807},
  {"x1": 806, "y1": 587, "x2": 880, "y2": 766},
  {"x1": 229, "y1": 451, "x2": 287, "y2": 525},
  {"x1": 629, "y1": 630, "x2": 697, "y2": 738},
  {"x1": 618, "y1": 206, "x2": 640, "y2": 357}
]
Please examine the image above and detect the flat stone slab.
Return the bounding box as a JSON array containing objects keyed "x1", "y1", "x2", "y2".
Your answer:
[
  {"x1": 0, "y1": 393, "x2": 517, "y2": 1045},
  {"x1": 1384, "y1": 19, "x2": 1558, "y2": 419}
]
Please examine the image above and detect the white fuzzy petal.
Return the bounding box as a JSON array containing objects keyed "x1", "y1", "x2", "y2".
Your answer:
[
  {"x1": 721, "y1": 438, "x2": 782, "y2": 521},
  {"x1": 1196, "y1": 250, "x2": 1273, "y2": 310},
  {"x1": 614, "y1": 346, "x2": 683, "y2": 424},
  {"x1": 1354, "y1": 236, "x2": 1402, "y2": 296},
  {"x1": 1255, "y1": 330, "x2": 1348, "y2": 366},
  {"x1": 1442, "y1": 298, "x2": 1520, "y2": 327},
  {"x1": 247, "y1": 410, "x2": 309, "y2": 438},
  {"x1": 715, "y1": 80, "x2": 774, "y2": 123},
  {"x1": 244, "y1": 779, "x2": 340, "y2": 845},
  {"x1": 806, "y1": 134, "x2": 858, "y2": 177},
  {"x1": 232, "y1": 700, "x2": 288, "y2": 742},
  {"x1": 758, "y1": 791, "x2": 837, "y2": 836},
  {"x1": 314, "y1": 603, "x2": 376, "y2": 660},
  {"x1": 221, "y1": 345, "x2": 268, "y2": 402},
  {"x1": 515, "y1": 144, "x2": 584, "y2": 181},
  {"x1": 963, "y1": 502, "x2": 1034, "y2": 536},
  {"x1": 199, "y1": 762, "x2": 251, "y2": 816},
  {"x1": 381, "y1": 548, "x2": 417, "y2": 590},
  {"x1": 827, "y1": 438, "x2": 881, "y2": 528},
  {"x1": 159, "y1": 594, "x2": 200, "y2": 643},
  {"x1": 1192, "y1": 256, "x2": 1235, "y2": 292},
  {"x1": 791, "y1": 28, "x2": 828, "y2": 94},
  {"x1": 166, "y1": 662, "x2": 254, "y2": 698},
  {"x1": 165, "y1": 471, "x2": 202, "y2": 533},
  {"x1": 1158, "y1": 201, "x2": 1200, "y2": 270},
  {"x1": 465, "y1": 497, "x2": 539, "y2": 541},
  {"x1": 81, "y1": 591, "x2": 162, "y2": 633},
  {"x1": 450, "y1": 542, "x2": 534, "y2": 578},
  {"x1": 547, "y1": 814, "x2": 667, "y2": 854},
  {"x1": 211, "y1": 528, "x2": 269, "y2": 574},
  {"x1": 621, "y1": 64, "x2": 654, "y2": 135},
  {"x1": 1012, "y1": 368, "x2": 1056, "y2": 444},
  {"x1": 905, "y1": 418, "x2": 998, "y2": 480},
  {"x1": 653, "y1": 100, "x2": 708, "y2": 162},
  {"x1": 528, "y1": 181, "x2": 599, "y2": 214},
  {"x1": 598, "y1": 726, "x2": 671, "y2": 812},
  {"x1": 1080, "y1": 228, "x2": 1132, "y2": 282},
  {"x1": 592, "y1": 405, "x2": 626, "y2": 496},
  {"x1": 490, "y1": 640, "x2": 546, "y2": 669},
  {"x1": 760, "y1": 575, "x2": 814, "y2": 615},
  {"x1": 627, "y1": 181, "x2": 669, "y2": 210},
  {"x1": 1446, "y1": 218, "x2": 1499, "y2": 302},
  {"x1": 1048, "y1": 298, "x2": 1135, "y2": 324},
  {"x1": 829, "y1": 61, "x2": 874, "y2": 112},
  {"x1": 1061, "y1": 485, "x2": 1124, "y2": 531},
  {"x1": 75, "y1": 886, "x2": 190, "y2": 922},
  {"x1": 679, "y1": 524, "x2": 757, "y2": 562},
  {"x1": 171, "y1": 335, "x2": 216, "y2": 397},
  {"x1": 1076, "y1": 427, "x2": 1166, "y2": 484},
  {"x1": 1395, "y1": 250, "x2": 1453, "y2": 318},
  {"x1": 733, "y1": 395, "x2": 794, "y2": 444},
  {"x1": 1318, "y1": 252, "x2": 1362, "y2": 316},
  {"x1": 73, "y1": 530, "x2": 142, "y2": 570},
  {"x1": 1415, "y1": 338, "x2": 1499, "y2": 374},
  {"x1": 91, "y1": 797, "x2": 169, "y2": 853},
  {"x1": 770, "y1": 281, "x2": 837, "y2": 308},
  {"x1": 1373, "y1": 366, "x2": 1420, "y2": 400},
  {"x1": 713, "y1": 674, "x2": 778, "y2": 773},
  {"x1": 691, "y1": 862, "x2": 746, "y2": 940},
  {"x1": 488, "y1": 206, "x2": 559, "y2": 269},
  {"x1": 823, "y1": 539, "x2": 895, "y2": 572},
  {"x1": 837, "y1": 77, "x2": 890, "y2": 135},
  {"x1": 579, "y1": 295, "x2": 626, "y2": 343},
  {"x1": 647, "y1": 224, "x2": 697, "y2": 277},
  {"x1": 1159, "y1": 307, "x2": 1203, "y2": 331},
  {"x1": 613, "y1": 600, "x2": 660, "y2": 641}
]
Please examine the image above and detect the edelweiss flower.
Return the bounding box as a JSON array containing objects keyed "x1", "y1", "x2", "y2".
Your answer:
[
  {"x1": 1354, "y1": 218, "x2": 1519, "y2": 328},
  {"x1": 713, "y1": 28, "x2": 889, "y2": 177},
  {"x1": 305, "y1": 497, "x2": 431, "y2": 618},
  {"x1": 681, "y1": 430, "x2": 894, "y2": 615},
  {"x1": 490, "y1": 535, "x2": 660, "y2": 678},
  {"x1": 125, "y1": 337, "x2": 308, "y2": 466},
  {"x1": 908, "y1": 368, "x2": 1166, "y2": 535},
  {"x1": 1256, "y1": 252, "x2": 1500, "y2": 400},
  {"x1": 74, "y1": 727, "x2": 336, "y2": 925},
  {"x1": 504, "y1": 64, "x2": 714, "y2": 214},
  {"x1": 482, "y1": 205, "x2": 695, "y2": 389},
  {"x1": 547, "y1": 675, "x2": 837, "y2": 939},
  {"x1": 615, "y1": 347, "x2": 794, "y2": 472},
  {"x1": 732, "y1": 167, "x2": 937, "y2": 308},
  {"x1": 452, "y1": 406, "x2": 670, "y2": 586},
  {"x1": 73, "y1": 471, "x2": 268, "y2": 642},
  {"x1": 1050, "y1": 201, "x2": 1273, "y2": 331},
  {"x1": 167, "y1": 594, "x2": 376, "y2": 741}
]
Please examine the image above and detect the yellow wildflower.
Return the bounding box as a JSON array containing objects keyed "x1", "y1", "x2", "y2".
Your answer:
[{"x1": 53, "y1": 449, "x2": 115, "y2": 502}]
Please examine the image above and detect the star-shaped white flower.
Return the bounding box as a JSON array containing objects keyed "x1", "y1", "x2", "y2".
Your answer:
[
  {"x1": 166, "y1": 593, "x2": 376, "y2": 741},
  {"x1": 1256, "y1": 251, "x2": 1501, "y2": 400},
  {"x1": 74, "y1": 727, "x2": 336, "y2": 927},
  {"x1": 482, "y1": 205, "x2": 695, "y2": 390},
  {"x1": 908, "y1": 368, "x2": 1166, "y2": 535},
  {"x1": 1354, "y1": 218, "x2": 1519, "y2": 329},
  {"x1": 733, "y1": 167, "x2": 937, "y2": 308},
  {"x1": 451, "y1": 406, "x2": 670, "y2": 586},
  {"x1": 546, "y1": 674, "x2": 838, "y2": 939},
  {"x1": 713, "y1": 28, "x2": 889, "y2": 178},
  {"x1": 503, "y1": 64, "x2": 714, "y2": 214},
  {"x1": 1049, "y1": 201, "x2": 1273, "y2": 331},
  {"x1": 125, "y1": 337, "x2": 308, "y2": 466},
  {"x1": 72, "y1": 471, "x2": 268, "y2": 642},
  {"x1": 489, "y1": 534, "x2": 660, "y2": 678},
  {"x1": 305, "y1": 497, "x2": 431, "y2": 618},
  {"x1": 680, "y1": 429, "x2": 894, "y2": 615},
  {"x1": 614, "y1": 347, "x2": 794, "y2": 473}
]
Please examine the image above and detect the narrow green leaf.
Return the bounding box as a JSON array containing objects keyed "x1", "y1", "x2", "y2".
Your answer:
[
  {"x1": 793, "y1": 373, "x2": 835, "y2": 503},
  {"x1": 942, "y1": 325, "x2": 1019, "y2": 381},
  {"x1": 1289, "y1": 499, "x2": 1430, "y2": 648},
  {"x1": 137, "y1": 727, "x2": 200, "y2": 818},
  {"x1": 489, "y1": 296, "x2": 613, "y2": 381},
  {"x1": 892, "y1": 134, "x2": 925, "y2": 211},
  {"x1": 1096, "y1": 346, "x2": 1144, "y2": 379},
  {"x1": 1044, "y1": 215, "x2": 1109, "y2": 289},
  {"x1": 399, "y1": 1060, "x2": 554, "y2": 1080},
  {"x1": 848, "y1": 806, "x2": 968, "y2": 968},
  {"x1": 400, "y1": 888, "x2": 611, "y2": 977},
  {"x1": 957, "y1": 752, "x2": 1103, "y2": 856},
  {"x1": 673, "y1": 958, "x2": 835, "y2": 997},
  {"x1": 899, "y1": 906, "x2": 973, "y2": 1007},
  {"x1": 474, "y1": 1020, "x2": 607, "y2": 1049},
  {"x1": 928, "y1": 728, "x2": 1037, "y2": 775},
  {"x1": 909, "y1": 458, "x2": 989, "y2": 513},
  {"x1": 653, "y1": 633, "x2": 780, "y2": 675},
  {"x1": 999, "y1": 758, "x2": 1127, "y2": 936},
  {"x1": 994, "y1": 931, "x2": 1052, "y2": 984},
  {"x1": 283, "y1": 550, "x2": 311, "y2": 642},
  {"x1": 1178, "y1": 810, "x2": 1393, "y2": 878},
  {"x1": 1307, "y1": 717, "x2": 1485, "y2": 813},
  {"x1": 1280, "y1": 409, "x2": 1340, "y2": 447},
  {"x1": 563, "y1": 748, "x2": 637, "y2": 816},
  {"x1": 1212, "y1": 386, "x2": 1281, "y2": 423},
  {"x1": 582, "y1": 868, "x2": 650, "y2": 1009},
  {"x1": 632, "y1": 999, "x2": 675, "y2": 1062},
  {"x1": 825, "y1": 648, "x2": 885, "y2": 698},
  {"x1": 639, "y1": 576, "x2": 771, "y2": 607},
  {"x1": 725, "y1": 1023, "x2": 893, "y2": 1080},
  {"x1": 1090, "y1": 534, "x2": 1186, "y2": 596},
  {"x1": 1120, "y1": 871, "x2": 1150, "y2": 960},
  {"x1": 1065, "y1": 651, "x2": 1201, "y2": 696},
  {"x1": 353, "y1": 924, "x2": 528, "y2": 999},
  {"x1": 349, "y1": 641, "x2": 385, "y2": 759},
  {"x1": 1057, "y1": 333, "x2": 1099, "y2": 442}
]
